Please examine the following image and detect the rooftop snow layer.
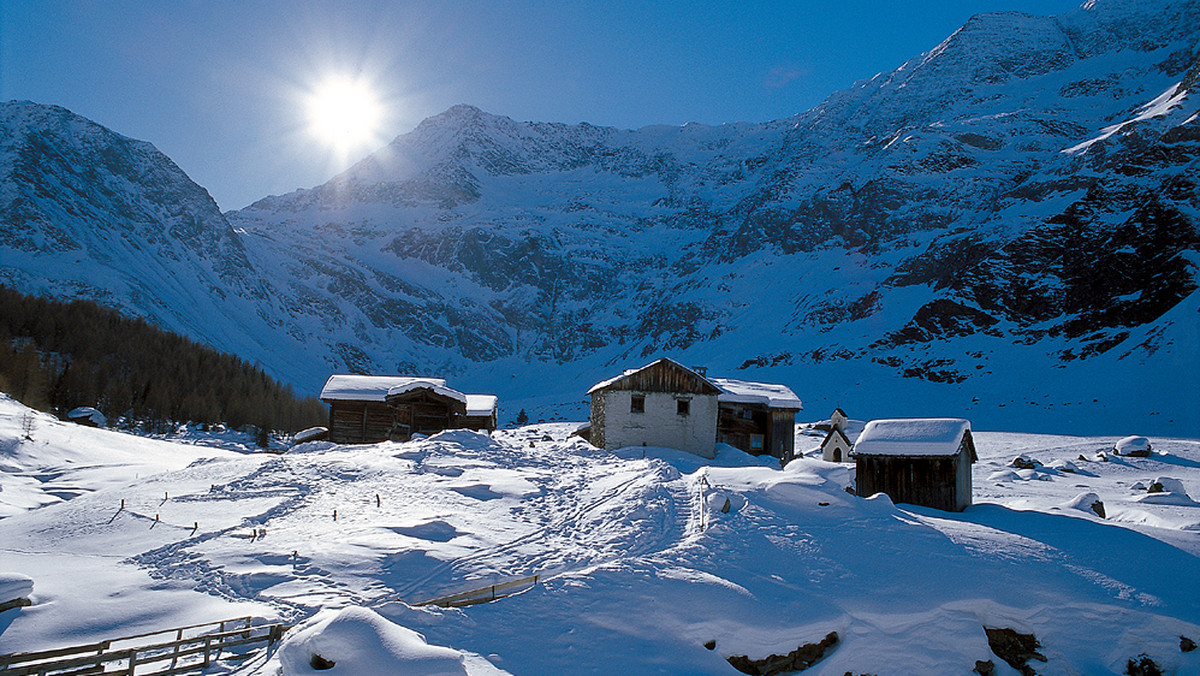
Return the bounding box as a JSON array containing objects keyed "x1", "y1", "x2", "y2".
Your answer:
[
  {"x1": 852, "y1": 418, "x2": 971, "y2": 457},
  {"x1": 320, "y1": 375, "x2": 448, "y2": 402},
  {"x1": 711, "y1": 378, "x2": 802, "y2": 410},
  {"x1": 465, "y1": 394, "x2": 498, "y2": 417},
  {"x1": 386, "y1": 380, "x2": 468, "y2": 405}
]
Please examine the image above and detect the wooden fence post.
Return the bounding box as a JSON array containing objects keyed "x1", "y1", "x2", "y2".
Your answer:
[{"x1": 169, "y1": 627, "x2": 183, "y2": 669}]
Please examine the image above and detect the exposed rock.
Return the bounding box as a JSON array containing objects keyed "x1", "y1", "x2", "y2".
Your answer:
[
  {"x1": 1064, "y1": 492, "x2": 1106, "y2": 518},
  {"x1": 1125, "y1": 653, "x2": 1162, "y2": 676},
  {"x1": 0, "y1": 597, "x2": 32, "y2": 613},
  {"x1": 984, "y1": 626, "x2": 1046, "y2": 676},
  {"x1": 704, "y1": 640, "x2": 716, "y2": 651},
  {"x1": 309, "y1": 653, "x2": 336, "y2": 670},
  {"x1": 1147, "y1": 477, "x2": 1188, "y2": 496},
  {"x1": 1181, "y1": 636, "x2": 1197, "y2": 652},
  {"x1": 726, "y1": 631, "x2": 839, "y2": 675},
  {"x1": 1012, "y1": 455, "x2": 1042, "y2": 470},
  {"x1": 974, "y1": 660, "x2": 996, "y2": 676}
]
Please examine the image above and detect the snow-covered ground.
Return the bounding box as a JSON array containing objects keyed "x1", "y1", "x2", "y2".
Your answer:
[{"x1": 1, "y1": 393, "x2": 1198, "y2": 674}]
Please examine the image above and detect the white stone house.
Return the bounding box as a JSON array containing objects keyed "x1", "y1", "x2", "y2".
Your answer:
[{"x1": 587, "y1": 358, "x2": 722, "y2": 458}]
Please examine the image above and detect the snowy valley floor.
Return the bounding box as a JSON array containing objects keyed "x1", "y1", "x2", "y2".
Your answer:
[{"x1": 1, "y1": 395, "x2": 1199, "y2": 675}]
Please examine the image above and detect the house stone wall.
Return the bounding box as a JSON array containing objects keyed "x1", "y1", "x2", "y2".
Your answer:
[{"x1": 597, "y1": 390, "x2": 717, "y2": 458}]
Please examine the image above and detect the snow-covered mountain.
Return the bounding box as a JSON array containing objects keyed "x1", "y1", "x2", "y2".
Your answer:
[{"x1": 2, "y1": 0, "x2": 1198, "y2": 433}]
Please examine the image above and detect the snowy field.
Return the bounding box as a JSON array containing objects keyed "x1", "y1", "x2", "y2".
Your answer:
[{"x1": 1, "y1": 393, "x2": 1199, "y2": 674}]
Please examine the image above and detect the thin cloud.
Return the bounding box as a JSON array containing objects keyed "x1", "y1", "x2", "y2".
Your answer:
[{"x1": 763, "y1": 65, "x2": 807, "y2": 90}]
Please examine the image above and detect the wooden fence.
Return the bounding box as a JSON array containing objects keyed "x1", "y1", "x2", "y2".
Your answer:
[
  {"x1": 415, "y1": 575, "x2": 540, "y2": 608},
  {"x1": 0, "y1": 617, "x2": 289, "y2": 676}
]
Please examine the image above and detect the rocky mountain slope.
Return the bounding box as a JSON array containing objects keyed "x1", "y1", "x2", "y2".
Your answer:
[{"x1": 2, "y1": 0, "x2": 1198, "y2": 433}]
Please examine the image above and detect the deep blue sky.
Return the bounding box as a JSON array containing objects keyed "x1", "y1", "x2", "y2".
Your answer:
[{"x1": 3, "y1": 1, "x2": 1082, "y2": 211}]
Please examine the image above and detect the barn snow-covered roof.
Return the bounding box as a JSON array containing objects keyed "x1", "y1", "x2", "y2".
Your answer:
[
  {"x1": 710, "y1": 378, "x2": 802, "y2": 410},
  {"x1": 852, "y1": 418, "x2": 971, "y2": 457},
  {"x1": 320, "y1": 375, "x2": 448, "y2": 402},
  {"x1": 321, "y1": 374, "x2": 498, "y2": 413},
  {"x1": 386, "y1": 379, "x2": 468, "y2": 405}
]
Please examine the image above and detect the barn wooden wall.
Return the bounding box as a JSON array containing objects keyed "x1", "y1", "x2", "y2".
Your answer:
[
  {"x1": 856, "y1": 454, "x2": 967, "y2": 512},
  {"x1": 328, "y1": 401, "x2": 394, "y2": 444}
]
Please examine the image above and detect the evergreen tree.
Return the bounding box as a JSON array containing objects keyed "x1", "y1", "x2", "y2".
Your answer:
[{"x1": 0, "y1": 286, "x2": 326, "y2": 432}]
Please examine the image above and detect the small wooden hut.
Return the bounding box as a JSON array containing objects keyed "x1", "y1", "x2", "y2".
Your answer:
[
  {"x1": 710, "y1": 378, "x2": 802, "y2": 461},
  {"x1": 853, "y1": 418, "x2": 977, "y2": 512}
]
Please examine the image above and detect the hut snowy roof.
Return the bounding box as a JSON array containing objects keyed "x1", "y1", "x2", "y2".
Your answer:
[
  {"x1": 852, "y1": 418, "x2": 972, "y2": 457},
  {"x1": 465, "y1": 395, "x2": 498, "y2": 417},
  {"x1": 320, "y1": 375, "x2": 448, "y2": 402},
  {"x1": 710, "y1": 378, "x2": 802, "y2": 410}
]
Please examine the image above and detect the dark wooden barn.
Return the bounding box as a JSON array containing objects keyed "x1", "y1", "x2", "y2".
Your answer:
[
  {"x1": 320, "y1": 375, "x2": 497, "y2": 444},
  {"x1": 853, "y1": 418, "x2": 977, "y2": 512},
  {"x1": 710, "y1": 378, "x2": 802, "y2": 461}
]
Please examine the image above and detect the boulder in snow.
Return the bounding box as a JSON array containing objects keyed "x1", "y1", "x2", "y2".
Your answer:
[
  {"x1": 293, "y1": 427, "x2": 329, "y2": 444},
  {"x1": 1147, "y1": 477, "x2": 1186, "y2": 495},
  {"x1": 275, "y1": 606, "x2": 508, "y2": 675},
  {"x1": 1011, "y1": 455, "x2": 1041, "y2": 470},
  {"x1": 1062, "y1": 492, "x2": 1105, "y2": 518},
  {"x1": 1113, "y1": 436, "x2": 1152, "y2": 457},
  {"x1": 66, "y1": 406, "x2": 106, "y2": 428},
  {"x1": 1048, "y1": 459, "x2": 1079, "y2": 474},
  {"x1": 0, "y1": 572, "x2": 34, "y2": 612},
  {"x1": 1136, "y1": 477, "x2": 1194, "y2": 505}
]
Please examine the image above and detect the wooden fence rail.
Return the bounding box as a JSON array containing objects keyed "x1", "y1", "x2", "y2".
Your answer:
[
  {"x1": 0, "y1": 617, "x2": 289, "y2": 676},
  {"x1": 415, "y1": 575, "x2": 540, "y2": 608}
]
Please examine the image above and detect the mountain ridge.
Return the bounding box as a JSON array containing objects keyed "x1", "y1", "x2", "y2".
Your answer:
[{"x1": 2, "y1": 0, "x2": 1198, "y2": 434}]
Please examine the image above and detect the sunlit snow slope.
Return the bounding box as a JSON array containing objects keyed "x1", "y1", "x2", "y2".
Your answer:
[{"x1": 1, "y1": 396, "x2": 1198, "y2": 673}]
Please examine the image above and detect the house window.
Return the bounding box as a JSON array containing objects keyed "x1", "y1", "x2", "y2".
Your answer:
[
  {"x1": 750, "y1": 434, "x2": 764, "y2": 451},
  {"x1": 630, "y1": 395, "x2": 645, "y2": 413},
  {"x1": 677, "y1": 399, "x2": 690, "y2": 416},
  {"x1": 741, "y1": 408, "x2": 753, "y2": 419}
]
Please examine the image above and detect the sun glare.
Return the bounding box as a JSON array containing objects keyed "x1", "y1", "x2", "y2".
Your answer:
[{"x1": 305, "y1": 76, "x2": 383, "y2": 158}]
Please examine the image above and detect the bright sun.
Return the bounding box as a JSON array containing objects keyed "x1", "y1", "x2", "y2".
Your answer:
[{"x1": 304, "y1": 76, "x2": 383, "y2": 157}]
